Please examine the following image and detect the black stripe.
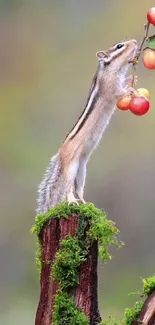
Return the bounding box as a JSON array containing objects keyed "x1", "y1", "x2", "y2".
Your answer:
[
  {"x1": 65, "y1": 72, "x2": 98, "y2": 140},
  {"x1": 69, "y1": 91, "x2": 99, "y2": 139},
  {"x1": 104, "y1": 61, "x2": 110, "y2": 66},
  {"x1": 104, "y1": 50, "x2": 124, "y2": 66}
]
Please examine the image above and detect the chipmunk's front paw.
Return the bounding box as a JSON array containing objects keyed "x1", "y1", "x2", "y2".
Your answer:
[{"x1": 125, "y1": 87, "x2": 137, "y2": 97}]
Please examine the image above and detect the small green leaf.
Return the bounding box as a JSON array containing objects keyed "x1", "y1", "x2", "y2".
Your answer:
[{"x1": 146, "y1": 35, "x2": 155, "y2": 50}]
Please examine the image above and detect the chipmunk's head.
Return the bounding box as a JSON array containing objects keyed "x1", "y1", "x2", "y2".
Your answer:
[{"x1": 96, "y1": 39, "x2": 137, "y2": 75}]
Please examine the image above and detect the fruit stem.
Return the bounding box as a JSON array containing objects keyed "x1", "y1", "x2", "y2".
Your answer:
[
  {"x1": 131, "y1": 64, "x2": 136, "y2": 88},
  {"x1": 129, "y1": 22, "x2": 150, "y2": 65},
  {"x1": 130, "y1": 22, "x2": 150, "y2": 89},
  {"x1": 136, "y1": 22, "x2": 150, "y2": 59}
]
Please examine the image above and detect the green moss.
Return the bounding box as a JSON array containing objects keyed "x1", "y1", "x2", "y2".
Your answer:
[
  {"x1": 31, "y1": 202, "x2": 121, "y2": 244},
  {"x1": 31, "y1": 201, "x2": 76, "y2": 236},
  {"x1": 142, "y1": 275, "x2": 155, "y2": 296},
  {"x1": 35, "y1": 240, "x2": 42, "y2": 271},
  {"x1": 32, "y1": 202, "x2": 123, "y2": 271},
  {"x1": 31, "y1": 202, "x2": 96, "y2": 236},
  {"x1": 52, "y1": 236, "x2": 86, "y2": 289},
  {"x1": 53, "y1": 291, "x2": 89, "y2": 325},
  {"x1": 124, "y1": 301, "x2": 143, "y2": 325},
  {"x1": 85, "y1": 211, "x2": 123, "y2": 263}
]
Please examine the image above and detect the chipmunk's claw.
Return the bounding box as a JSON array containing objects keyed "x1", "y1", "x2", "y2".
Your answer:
[
  {"x1": 67, "y1": 193, "x2": 79, "y2": 205},
  {"x1": 126, "y1": 87, "x2": 137, "y2": 97}
]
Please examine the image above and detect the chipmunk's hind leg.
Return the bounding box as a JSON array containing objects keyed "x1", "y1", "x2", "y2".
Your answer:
[
  {"x1": 74, "y1": 158, "x2": 86, "y2": 204},
  {"x1": 64, "y1": 161, "x2": 80, "y2": 205}
]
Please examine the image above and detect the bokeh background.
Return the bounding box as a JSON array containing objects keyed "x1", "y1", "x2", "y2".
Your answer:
[{"x1": 1, "y1": 0, "x2": 155, "y2": 324}]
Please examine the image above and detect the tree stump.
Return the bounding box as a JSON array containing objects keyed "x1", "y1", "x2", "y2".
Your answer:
[
  {"x1": 32, "y1": 203, "x2": 121, "y2": 325},
  {"x1": 35, "y1": 214, "x2": 101, "y2": 325}
]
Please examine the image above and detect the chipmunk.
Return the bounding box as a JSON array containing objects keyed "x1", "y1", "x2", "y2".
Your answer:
[{"x1": 37, "y1": 39, "x2": 137, "y2": 214}]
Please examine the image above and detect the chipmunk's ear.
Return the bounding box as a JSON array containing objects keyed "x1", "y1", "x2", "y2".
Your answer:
[{"x1": 96, "y1": 51, "x2": 107, "y2": 61}]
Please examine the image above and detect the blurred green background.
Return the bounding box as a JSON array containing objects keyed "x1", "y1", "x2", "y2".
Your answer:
[{"x1": 0, "y1": 0, "x2": 155, "y2": 324}]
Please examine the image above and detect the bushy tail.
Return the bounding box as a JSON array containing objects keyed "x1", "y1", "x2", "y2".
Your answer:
[{"x1": 36, "y1": 153, "x2": 65, "y2": 214}]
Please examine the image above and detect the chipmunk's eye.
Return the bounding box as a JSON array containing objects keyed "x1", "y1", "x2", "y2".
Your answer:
[{"x1": 116, "y1": 43, "x2": 124, "y2": 49}]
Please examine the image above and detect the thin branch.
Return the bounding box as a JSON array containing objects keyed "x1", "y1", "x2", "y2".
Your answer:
[
  {"x1": 130, "y1": 22, "x2": 150, "y2": 88},
  {"x1": 136, "y1": 22, "x2": 150, "y2": 59},
  {"x1": 129, "y1": 22, "x2": 150, "y2": 64}
]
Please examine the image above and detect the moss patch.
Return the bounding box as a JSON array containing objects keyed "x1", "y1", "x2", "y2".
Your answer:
[
  {"x1": 124, "y1": 301, "x2": 143, "y2": 325},
  {"x1": 31, "y1": 202, "x2": 123, "y2": 271},
  {"x1": 52, "y1": 236, "x2": 86, "y2": 289},
  {"x1": 53, "y1": 291, "x2": 89, "y2": 325},
  {"x1": 142, "y1": 275, "x2": 155, "y2": 296}
]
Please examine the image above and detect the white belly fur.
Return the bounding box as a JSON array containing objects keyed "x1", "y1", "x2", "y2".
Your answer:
[{"x1": 78, "y1": 100, "x2": 116, "y2": 159}]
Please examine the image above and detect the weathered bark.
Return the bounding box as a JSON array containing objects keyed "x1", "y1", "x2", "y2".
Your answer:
[
  {"x1": 132, "y1": 291, "x2": 155, "y2": 325},
  {"x1": 35, "y1": 214, "x2": 101, "y2": 325}
]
